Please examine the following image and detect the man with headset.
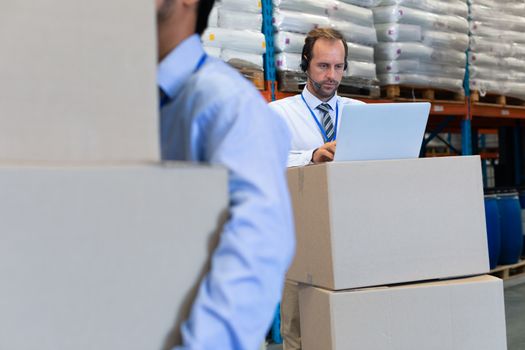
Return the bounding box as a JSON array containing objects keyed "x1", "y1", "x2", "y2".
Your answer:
[
  {"x1": 156, "y1": 0, "x2": 295, "y2": 349},
  {"x1": 271, "y1": 28, "x2": 365, "y2": 168},
  {"x1": 270, "y1": 28, "x2": 364, "y2": 349}
]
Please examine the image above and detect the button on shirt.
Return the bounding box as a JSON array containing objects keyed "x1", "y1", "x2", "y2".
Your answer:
[
  {"x1": 158, "y1": 34, "x2": 295, "y2": 350},
  {"x1": 270, "y1": 86, "x2": 365, "y2": 167}
]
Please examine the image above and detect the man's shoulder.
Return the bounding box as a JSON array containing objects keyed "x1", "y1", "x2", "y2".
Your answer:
[
  {"x1": 269, "y1": 94, "x2": 301, "y2": 106},
  {"x1": 194, "y1": 57, "x2": 254, "y2": 97},
  {"x1": 338, "y1": 96, "x2": 366, "y2": 105}
]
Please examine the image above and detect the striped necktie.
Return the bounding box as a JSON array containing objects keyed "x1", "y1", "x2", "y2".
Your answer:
[{"x1": 317, "y1": 103, "x2": 334, "y2": 142}]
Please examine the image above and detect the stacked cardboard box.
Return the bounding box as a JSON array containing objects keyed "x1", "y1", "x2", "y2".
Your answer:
[
  {"x1": 287, "y1": 156, "x2": 507, "y2": 349},
  {"x1": 0, "y1": 2, "x2": 228, "y2": 349}
]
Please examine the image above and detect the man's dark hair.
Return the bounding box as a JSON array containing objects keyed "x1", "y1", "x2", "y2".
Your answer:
[
  {"x1": 300, "y1": 28, "x2": 348, "y2": 72},
  {"x1": 196, "y1": 0, "x2": 216, "y2": 35}
]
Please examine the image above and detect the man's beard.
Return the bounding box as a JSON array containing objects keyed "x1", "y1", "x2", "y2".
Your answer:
[
  {"x1": 157, "y1": 0, "x2": 175, "y2": 22},
  {"x1": 318, "y1": 79, "x2": 340, "y2": 98}
]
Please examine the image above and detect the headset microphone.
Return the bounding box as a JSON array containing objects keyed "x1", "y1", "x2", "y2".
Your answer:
[{"x1": 305, "y1": 72, "x2": 323, "y2": 91}]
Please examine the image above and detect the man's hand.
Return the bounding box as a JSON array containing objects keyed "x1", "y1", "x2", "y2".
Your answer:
[{"x1": 311, "y1": 141, "x2": 336, "y2": 164}]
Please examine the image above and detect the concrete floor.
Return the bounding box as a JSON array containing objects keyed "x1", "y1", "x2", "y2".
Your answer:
[
  {"x1": 266, "y1": 280, "x2": 525, "y2": 350},
  {"x1": 506, "y1": 282, "x2": 525, "y2": 350}
]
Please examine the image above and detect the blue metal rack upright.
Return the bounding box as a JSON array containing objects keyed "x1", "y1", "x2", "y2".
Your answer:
[{"x1": 262, "y1": 0, "x2": 276, "y2": 102}]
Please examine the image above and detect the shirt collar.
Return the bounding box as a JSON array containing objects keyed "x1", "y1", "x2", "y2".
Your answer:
[
  {"x1": 157, "y1": 34, "x2": 205, "y2": 100},
  {"x1": 302, "y1": 86, "x2": 338, "y2": 112}
]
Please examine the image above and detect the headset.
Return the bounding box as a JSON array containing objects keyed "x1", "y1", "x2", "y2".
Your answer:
[
  {"x1": 300, "y1": 43, "x2": 348, "y2": 91},
  {"x1": 300, "y1": 52, "x2": 348, "y2": 73}
]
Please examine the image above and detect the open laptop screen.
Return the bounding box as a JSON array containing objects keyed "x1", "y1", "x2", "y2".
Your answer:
[{"x1": 334, "y1": 102, "x2": 430, "y2": 162}]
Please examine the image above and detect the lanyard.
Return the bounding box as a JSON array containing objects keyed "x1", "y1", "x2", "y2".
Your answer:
[
  {"x1": 160, "y1": 53, "x2": 208, "y2": 108},
  {"x1": 193, "y1": 53, "x2": 208, "y2": 74},
  {"x1": 301, "y1": 93, "x2": 339, "y2": 142}
]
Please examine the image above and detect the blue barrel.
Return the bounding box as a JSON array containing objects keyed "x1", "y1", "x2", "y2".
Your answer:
[
  {"x1": 520, "y1": 191, "x2": 525, "y2": 258},
  {"x1": 497, "y1": 192, "x2": 524, "y2": 265},
  {"x1": 519, "y1": 191, "x2": 525, "y2": 209},
  {"x1": 484, "y1": 195, "x2": 501, "y2": 269}
]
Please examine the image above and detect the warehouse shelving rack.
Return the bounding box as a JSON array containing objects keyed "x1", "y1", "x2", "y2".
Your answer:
[{"x1": 259, "y1": 0, "x2": 525, "y2": 188}]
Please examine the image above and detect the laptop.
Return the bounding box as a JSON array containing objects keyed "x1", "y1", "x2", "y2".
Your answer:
[{"x1": 334, "y1": 102, "x2": 430, "y2": 162}]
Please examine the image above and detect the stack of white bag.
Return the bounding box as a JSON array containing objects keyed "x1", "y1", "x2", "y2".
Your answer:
[
  {"x1": 373, "y1": 0, "x2": 469, "y2": 93},
  {"x1": 202, "y1": 0, "x2": 266, "y2": 70},
  {"x1": 468, "y1": 0, "x2": 525, "y2": 99},
  {"x1": 273, "y1": 0, "x2": 379, "y2": 84}
]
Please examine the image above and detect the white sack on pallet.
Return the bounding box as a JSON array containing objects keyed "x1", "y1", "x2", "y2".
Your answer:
[
  {"x1": 274, "y1": 31, "x2": 305, "y2": 53},
  {"x1": 373, "y1": 6, "x2": 468, "y2": 34},
  {"x1": 345, "y1": 61, "x2": 377, "y2": 79},
  {"x1": 221, "y1": 49, "x2": 263, "y2": 70},
  {"x1": 505, "y1": 82, "x2": 525, "y2": 99},
  {"x1": 273, "y1": 0, "x2": 330, "y2": 17},
  {"x1": 376, "y1": 60, "x2": 465, "y2": 79},
  {"x1": 218, "y1": 8, "x2": 262, "y2": 32},
  {"x1": 275, "y1": 52, "x2": 302, "y2": 72},
  {"x1": 273, "y1": 10, "x2": 330, "y2": 34},
  {"x1": 469, "y1": 22, "x2": 525, "y2": 44},
  {"x1": 503, "y1": 57, "x2": 525, "y2": 70},
  {"x1": 470, "y1": 36, "x2": 513, "y2": 57},
  {"x1": 375, "y1": 42, "x2": 432, "y2": 61},
  {"x1": 470, "y1": 5, "x2": 525, "y2": 32},
  {"x1": 208, "y1": 6, "x2": 219, "y2": 27},
  {"x1": 378, "y1": 0, "x2": 468, "y2": 17},
  {"x1": 430, "y1": 48, "x2": 466, "y2": 67},
  {"x1": 508, "y1": 72, "x2": 525, "y2": 83},
  {"x1": 326, "y1": 1, "x2": 374, "y2": 27},
  {"x1": 469, "y1": 0, "x2": 525, "y2": 16},
  {"x1": 470, "y1": 79, "x2": 504, "y2": 95},
  {"x1": 339, "y1": 0, "x2": 382, "y2": 8},
  {"x1": 468, "y1": 52, "x2": 501, "y2": 68},
  {"x1": 513, "y1": 44, "x2": 525, "y2": 59},
  {"x1": 202, "y1": 27, "x2": 266, "y2": 54},
  {"x1": 416, "y1": 62, "x2": 465, "y2": 79},
  {"x1": 274, "y1": 0, "x2": 374, "y2": 26},
  {"x1": 347, "y1": 42, "x2": 375, "y2": 62},
  {"x1": 469, "y1": 66, "x2": 507, "y2": 82},
  {"x1": 375, "y1": 23, "x2": 421, "y2": 42},
  {"x1": 203, "y1": 45, "x2": 222, "y2": 58},
  {"x1": 421, "y1": 30, "x2": 469, "y2": 52},
  {"x1": 331, "y1": 20, "x2": 378, "y2": 46},
  {"x1": 376, "y1": 59, "x2": 419, "y2": 74},
  {"x1": 221, "y1": 0, "x2": 262, "y2": 14},
  {"x1": 378, "y1": 73, "x2": 464, "y2": 92}
]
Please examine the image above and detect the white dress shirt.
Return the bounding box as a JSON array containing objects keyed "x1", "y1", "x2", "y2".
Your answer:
[{"x1": 270, "y1": 86, "x2": 365, "y2": 167}]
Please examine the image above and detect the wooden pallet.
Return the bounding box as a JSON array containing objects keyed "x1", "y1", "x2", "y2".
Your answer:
[
  {"x1": 383, "y1": 85, "x2": 465, "y2": 102},
  {"x1": 277, "y1": 71, "x2": 380, "y2": 99},
  {"x1": 470, "y1": 90, "x2": 525, "y2": 106},
  {"x1": 339, "y1": 77, "x2": 381, "y2": 99},
  {"x1": 490, "y1": 260, "x2": 525, "y2": 280},
  {"x1": 277, "y1": 71, "x2": 306, "y2": 93},
  {"x1": 238, "y1": 67, "x2": 265, "y2": 91}
]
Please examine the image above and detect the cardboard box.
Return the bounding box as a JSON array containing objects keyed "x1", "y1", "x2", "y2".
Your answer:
[
  {"x1": 0, "y1": 1, "x2": 158, "y2": 162},
  {"x1": 299, "y1": 275, "x2": 507, "y2": 350},
  {"x1": 0, "y1": 164, "x2": 227, "y2": 350},
  {"x1": 287, "y1": 156, "x2": 489, "y2": 290}
]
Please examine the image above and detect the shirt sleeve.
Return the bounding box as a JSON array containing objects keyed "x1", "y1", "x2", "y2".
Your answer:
[
  {"x1": 269, "y1": 101, "x2": 315, "y2": 168},
  {"x1": 175, "y1": 88, "x2": 295, "y2": 350},
  {"x1": 287, "y1": 149, "x2": 315, "y2": 167}
]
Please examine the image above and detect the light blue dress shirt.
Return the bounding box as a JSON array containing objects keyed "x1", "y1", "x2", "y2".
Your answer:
[{"x1": 158, "y1": 34, "x2": 295, "y2": 350}]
